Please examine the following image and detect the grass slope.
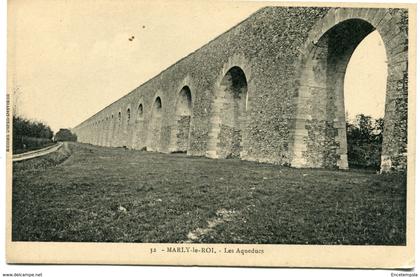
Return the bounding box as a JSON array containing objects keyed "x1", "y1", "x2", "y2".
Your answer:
[{"x1": 12, "y1": 142, "x2": 406, "y2": 245}]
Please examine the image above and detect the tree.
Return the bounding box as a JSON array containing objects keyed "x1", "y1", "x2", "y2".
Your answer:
[
  {"x1": 54, "y1": 129, "x2": 77, "y2": 142},
  {"x1": 346, "y1": 114, "x2": 384, "y2": 170}
]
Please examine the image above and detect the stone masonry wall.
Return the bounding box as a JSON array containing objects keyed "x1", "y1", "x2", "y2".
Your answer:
[{"x1": 72, "y1": 6, "x2": 409, "y2": 172}]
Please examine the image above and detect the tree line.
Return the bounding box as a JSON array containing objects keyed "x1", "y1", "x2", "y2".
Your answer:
[
  {"x1": 13, "y1": 115, "x2": 54, "y2": 153},
  {"x1": 13, "y1": 116, "x2": 53, "y2": 139}
]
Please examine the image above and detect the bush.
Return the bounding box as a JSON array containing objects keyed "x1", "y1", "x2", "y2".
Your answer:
[{"x1": 347, "y1": 114, "x2": 383, "y2": 170}]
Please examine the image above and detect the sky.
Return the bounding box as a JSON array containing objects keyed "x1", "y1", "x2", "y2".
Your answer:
[
  {"x1": 344, "y1": 30, "x2": 387, "y2": 121},
  {"x1": 9, "y1": 0, "x2": 387, "y2": 133}
]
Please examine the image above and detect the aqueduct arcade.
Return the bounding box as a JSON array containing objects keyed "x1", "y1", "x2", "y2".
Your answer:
[{"x1": 73, "y1": 6, "x2": 409, "y2": 172}]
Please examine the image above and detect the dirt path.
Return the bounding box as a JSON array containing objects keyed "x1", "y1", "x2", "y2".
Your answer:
[{"x1": 12, "y1": 142, "x2": 63, "y2": 162}]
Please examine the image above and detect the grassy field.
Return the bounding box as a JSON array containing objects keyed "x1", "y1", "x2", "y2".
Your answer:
[{"x1": 12, "y1": 142, "x2": 406, "y2": 245}]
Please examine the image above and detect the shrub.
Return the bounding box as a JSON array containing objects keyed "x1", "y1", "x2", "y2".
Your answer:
[{"x1": 346, "y1": 114, "x2": 383, "y2": 170}]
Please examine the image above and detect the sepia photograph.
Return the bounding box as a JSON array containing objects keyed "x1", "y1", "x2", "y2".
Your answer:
[{"x1": 5, "y1": 0, "x2": 415, "y2": 268}]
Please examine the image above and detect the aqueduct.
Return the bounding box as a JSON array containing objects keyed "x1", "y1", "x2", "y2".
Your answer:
[{"x1": 73, "y1": 6, "x2": 409, "y2": 172}]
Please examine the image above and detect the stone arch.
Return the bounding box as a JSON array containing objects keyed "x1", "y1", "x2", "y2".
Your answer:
[
  {"x1": 126, "y1": 107, "x2": 131, "y2": 124},
  {"x1": 99, "y1": 118, "x2": 105, "y2": 146},
  {"x1": 94, "y1": 120, "x2": 99, "y2": 145},
  {"x1": 138, "y1": 103, "x2": 144, "y2": 120},
  {"x1": 115, "y1": 109, "x2": 123, "y2": 147},
  {"x1": 102, "y1": 117, "x2": 106, "y2": 146},
  {"x1": 206, "y1": 54, "x2": 254, "y2": 159},
  {"x1": 104, "y1": 116, "x2": 110, "y2": 146},
  {"x1": 290, "y1": 8, "x2": 408, "y2": 172},
  {"x1": 148, "y1": 95, "x2": 163, "y2": 151},
  {"x1": 91, "y1": 121, "x2": 95, "y2": 144},
  {"x1": 132, "y1": 98, "x2": 146, "y2": 149},
  {"x1": 108, "y1": 113, "x2": 115, "y2": 147},
  {"x1": 207, "y1": 65, "x2": 248, "y2": 159},
  {"x1": 94, "y1": 121, "x2": 97, "y2": 145},
  {"x1": 170, "y1": 85, "x2": 193, "y2": 153},
  {"x1": 124, "y1": 104, "x2": 132, "y2": 148}
]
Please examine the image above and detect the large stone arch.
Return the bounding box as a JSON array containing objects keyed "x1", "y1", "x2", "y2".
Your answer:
[
  {"x1": 114, "y1": 108, "x2": 123, "y2": 147},
  {"x1": 100, "y1": 118, "x2": 105, "y2": 146},
  {"x1": 95, "y1": 121, "x2": 100, "y2": 145},
  {"x1": 98, "y1": 118, "x2": 105, "y2": 146},
  {"x1": 132, "y1": 97, "x2": 146, "y2": 149},
  {"x1": 206, "y1": 54, "x2": 253, "y2": 159},
  {"x1": 104, "y1": 114, "x2": 112, "y2": 147},
  {"x1": 147, "y1": 93, "x2": 164, "y2": 152},
  {"x1": 101, "y1": 117, "x2": 107, "y2": 146},
  {"x1": 108, "y1": 113, "x2": 115, "y2": 147},
  {"x1": 290, "y1": 8, "x2": 408, "y2": 172},
  {"x1": 169, "y1": 76, "x2": 196, "y2": 153},
  {"x1": 94, "y1": 120, "x2": 99, "y2": 145},
  {"x1": 124, "y1": 104, "x2": 132, "y2": 148}
]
